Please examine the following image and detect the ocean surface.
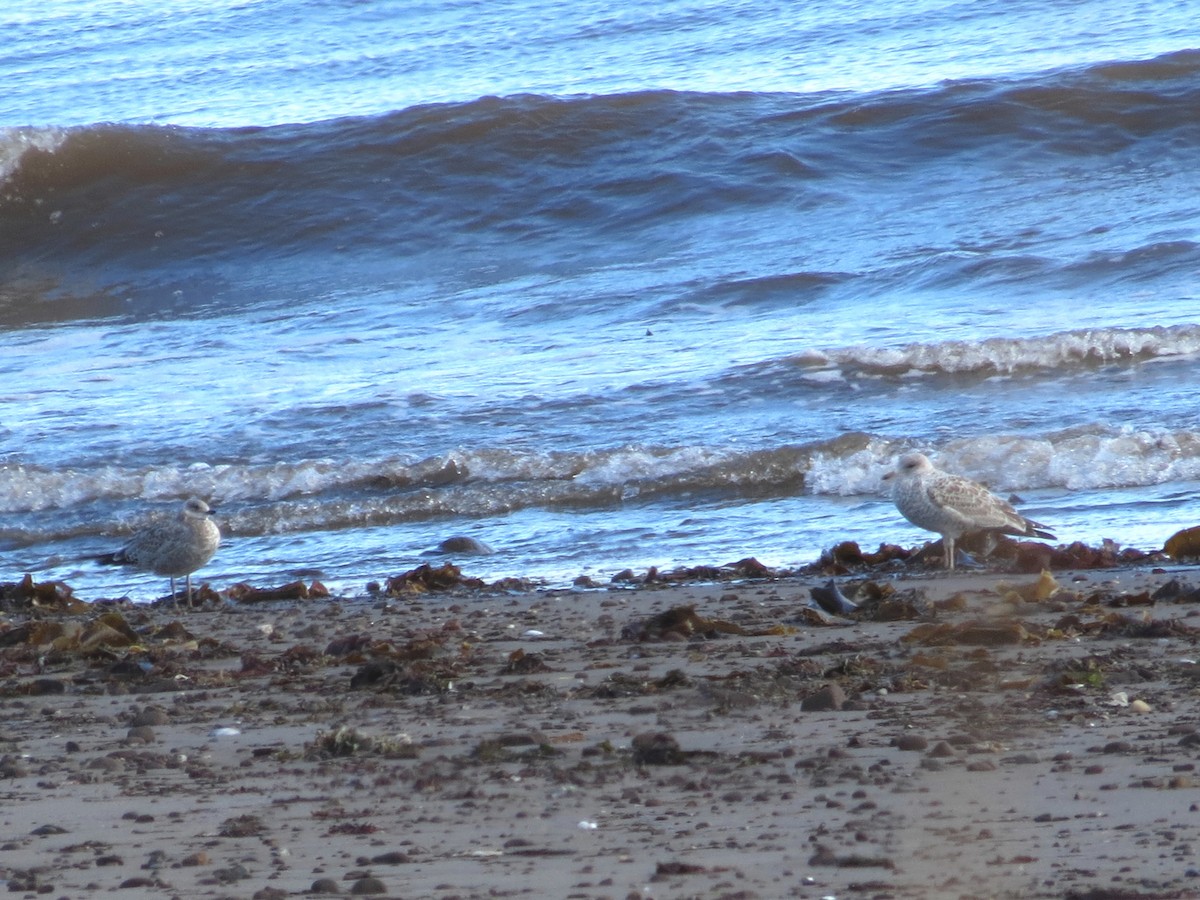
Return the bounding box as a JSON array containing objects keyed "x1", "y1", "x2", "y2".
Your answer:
[{"x1": 3, "y1": 0, "x2": 1200, "y2": 600}]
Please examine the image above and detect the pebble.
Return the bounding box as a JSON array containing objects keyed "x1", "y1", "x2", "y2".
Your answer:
[
  {"x1": 631, "y1": 732, "x2": 685, "y2": 765},
  {"x1": 800, "y1": 683, "x2": 846, "y2": 712},
  {"x1": 0, "y1": 756, "x2": 29, "y2": 778},
  {"x1": 129, "y1": 707, "x2": 170, "y2": 727},
  {"x1": 349, "y1": 876, "x2": 387, "y2": 895},
  {"x1": 125, "y1": 725, "x2": 156, "y2": 744}
]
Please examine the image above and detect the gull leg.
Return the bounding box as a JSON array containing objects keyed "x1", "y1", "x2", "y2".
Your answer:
[
  {"x1": 945, "y1": 537, "x2": 956, "y2": 571},
  {"x1": 170, "y1": 576, "x2": 177, "y2": 603},
  {"x1": 185, "y1": 574, "x2": 193, "y2": 609}
]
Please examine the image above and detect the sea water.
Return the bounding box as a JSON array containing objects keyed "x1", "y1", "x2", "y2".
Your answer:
[{"x1": 2, "y1": 0, "x2": 1199, "y2": 597}]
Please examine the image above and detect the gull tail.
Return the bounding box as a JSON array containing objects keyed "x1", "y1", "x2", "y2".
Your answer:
[{"x1": 1025, "y1": 520, "x2": 1055, "y2": 541}]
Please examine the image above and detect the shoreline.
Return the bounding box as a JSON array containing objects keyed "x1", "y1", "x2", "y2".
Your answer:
[{"x1": 3, "y1": 554, "x2": 1200, "y2": 899}]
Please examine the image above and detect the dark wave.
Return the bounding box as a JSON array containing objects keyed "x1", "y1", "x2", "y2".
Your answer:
[{"x1": 2, "y1": 50, "x2": 1198, "y2": 326}]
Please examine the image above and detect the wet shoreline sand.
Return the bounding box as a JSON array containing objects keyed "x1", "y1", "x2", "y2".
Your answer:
[{"x1": 3, "y1": 550, "x2": 1200, "y2": 899}]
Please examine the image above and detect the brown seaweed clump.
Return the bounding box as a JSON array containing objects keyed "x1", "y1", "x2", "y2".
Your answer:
[
  {"x1": 226, "y1": 580, "x2": 329, "y2": 603},
  {"x1": 384, "y1": 563, "x2": 484, "y2": 595},
  {"x1": 0, "y1": 574, "x2": 88, "y2": 614},
  {"x1": 1164, "y1": 524, "x2": 1200, "y2": 561}
]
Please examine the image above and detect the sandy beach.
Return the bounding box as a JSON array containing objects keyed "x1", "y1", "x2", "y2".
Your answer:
[{"x1": 3, "y1": 545, "x2": 1200, "y2": 900}]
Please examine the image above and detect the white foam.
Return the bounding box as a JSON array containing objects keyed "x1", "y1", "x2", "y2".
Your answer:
[
  {"x1": 0, "y1": 126, "x2": 68, "y2": 183},
  {"x1": 805, "y1": 439, "x2": 898, "y2": 496},
  {"x1": 795, "y1": 324, "x2": 1200, "y2": 379}
]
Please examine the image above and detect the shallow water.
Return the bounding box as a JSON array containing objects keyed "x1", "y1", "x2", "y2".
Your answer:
[{"x1": 3, "y1": 1, "x2": 1199, "y2": 599}]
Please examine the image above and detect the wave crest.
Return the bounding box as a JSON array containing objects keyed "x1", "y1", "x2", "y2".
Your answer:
[
  {"x1": 7, "y1": 422, "x2": 1198, "y2": 548},
  {"x1": 789, "y1": 325, "x2": 1200, "y2": 380}
]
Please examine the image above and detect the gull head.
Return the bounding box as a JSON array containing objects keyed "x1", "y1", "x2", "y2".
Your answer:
[
  {"x1": 883, "y1": 452, "x2": 934, "y2": 483},
  {"x1": 183, "y1": 498, "x2": 215, "y2": 518}
]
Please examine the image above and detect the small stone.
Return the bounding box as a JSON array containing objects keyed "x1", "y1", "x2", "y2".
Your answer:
[
  {"x1": 801, "y1": 683, "x2": 846, "y2": 712},
  {"x1": 1007, "y1": 753, "x2": 1040, "y2": 765},
  {"x1": 119, "y1": 877, "x2": 158, "y2": 888},
  {"x1": 129, "y1": 707, "x2": 170, "y2": 727},
  {"x1": 436, "y1": 536, "x2": 494, "y2": 555},
  {"x1": 87, "y1": 755, "x2": 124, "y2": 773},
  {"x1": 125, "y1": 725, "x2": 156, "y2": 744},
  {"x1": 894, "y1": 734, "x2": 928, "y2": 751},
  {"x1": 27, "y1": 679, "x2": 65, "y2": 696},
  {"x1": 310, "y1": 878, "x2": 342, "y2": 894},
  {"x1": 927, "y1": 741, "x2": 957, "y2": 758},
  {"x1": 631, "y1": 732, "x2": 686, "y2": 765},
  {"x1": 369, "y1": 851, "x2": 411, "y2": 865},
  {"x1": 0, "y1": 756, "x2": 29, "y2": 778},
  {"x1": 349, "y1": 876, "x2": 387, "y2": 895}
]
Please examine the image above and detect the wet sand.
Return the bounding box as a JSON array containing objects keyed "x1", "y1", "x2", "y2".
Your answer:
[{"x1": 3, "y1": 555, "x2": 1200, "y2": 899}]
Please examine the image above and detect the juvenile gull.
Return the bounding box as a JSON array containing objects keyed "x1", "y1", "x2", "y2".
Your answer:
[
  {"x1": 885, "y1": 452, "x2": 1053, "y2": 570},
  {"x1": 95, "y1": 498, "x2": 221, "y2": 604}
]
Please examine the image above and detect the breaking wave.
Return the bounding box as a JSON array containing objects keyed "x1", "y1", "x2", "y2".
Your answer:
[
  {"x1": 784, "y1": 325, "x2": 1200, "y2": 382},
  {"x1": 5, "y1": 424, "x2": 1200, "y2": 547}
]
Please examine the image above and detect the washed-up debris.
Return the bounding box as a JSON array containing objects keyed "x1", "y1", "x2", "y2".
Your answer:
[
  {"x1": 800, "y1": 682, "x2": 847, "y2": 711},
  {"x1": 995, "y1": 570, "x2": 1063, "y2": 603},
  {"x1": 226, "y1": 581, "x2": 329, "y2": 603},
  {"x1": 652, "y1": 861, "x2": 711, "y2": 878},
  {"x1": 631, "y1": 732, "x2": 688, "y2": 765},
  {"x1": 0, "y1": 611, "x2": 141, "y2": 655},
  {"x1": 306, "y1": 725, "x2": 418, "y2": 760},
  {"x1": 902, "y1": 620, "x2": 1032, "y2": 647},
  {"x1": 217, "y1": 814, "x2": 265, "y2": 837},
  {"x1": 385, "y1": 563, "x2": 484, "y2": 594},
  {"x1": 817, "y1": 541, "x2": 913, "y2": 573},
  {"x1": 1085, "y1": 614, "x2": 1200, "y2": 640},
  {"x1": 347, "y1": 652, "x2": 464, "y2": 694},
  {"x1": 623, "y1": 604, "x2": 748, "y2": 641},
  {"x1": 611, "y1": 557, "x2": 775, "y2": 584},
  {"x1": 1164, "y1": 525, "x2": 1200, "y2": 561},
  {"x1": 0, "y1": 574, "x2": 88, "y2": 613},
  {"x1": 501, "y1": 648, "x2": 553, "y2": 675},
  {"x1": 810, "y1": 538, "x2": 1159, "y2": 574},
  {"x1": 810, "y1": 579, "x2": 858, "y2": 616},
  {"x1": 808, "y1": 844, "x2": 896, "y2": 870}
]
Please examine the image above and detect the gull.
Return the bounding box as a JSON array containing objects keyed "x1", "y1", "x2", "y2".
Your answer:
[
  {"x1": 95, "y1": 498, "x2": 221, "y2": 604},
  {"x1": 884, "y1": 452, "x2": 1053, "y2": 570}
]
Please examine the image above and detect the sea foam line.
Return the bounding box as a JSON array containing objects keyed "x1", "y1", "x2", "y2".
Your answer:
[{"x1": 790, "y1": 324, "x2": 1200, "y2": 379}]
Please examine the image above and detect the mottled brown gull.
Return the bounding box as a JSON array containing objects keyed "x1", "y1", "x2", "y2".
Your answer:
[
  {"x1": 95, "y1": 497, "x2": 221, "y2": 604},
  {"x1": 885, "y1": 452, "x2": 1053, "y2": 570}
]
